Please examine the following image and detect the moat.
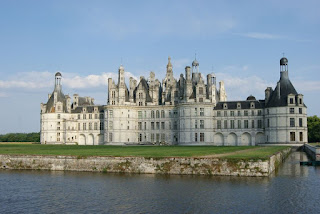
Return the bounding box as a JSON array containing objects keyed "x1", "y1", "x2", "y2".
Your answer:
[{"x1": 1, "y1": 151, "x2": 320, "y2": 213}]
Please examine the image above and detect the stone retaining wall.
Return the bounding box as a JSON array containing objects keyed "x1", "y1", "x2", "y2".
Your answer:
[
  {"x1": 304, "y1": 144, "x2": 320, "y2": 161},
  {"x1": 0, "y1": 148, "x2": 291, "y2": 177}
]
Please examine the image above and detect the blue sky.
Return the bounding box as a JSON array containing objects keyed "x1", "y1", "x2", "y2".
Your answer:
[{"x1": 0, "y1": 0, "x2": 319, "y2": 134}]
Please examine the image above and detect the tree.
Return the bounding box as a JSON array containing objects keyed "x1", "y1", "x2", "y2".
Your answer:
[
  {"x1": 0, "y1": 132, "x2": 40, "y2": 142},
  {"x1": 307, "y1": 116, "x2": 320, "y2": 142}
]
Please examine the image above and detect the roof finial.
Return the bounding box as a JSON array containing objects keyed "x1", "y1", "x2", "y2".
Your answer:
[{"x1": 282, "y1": 52, "x2": 285, "y2": 57}]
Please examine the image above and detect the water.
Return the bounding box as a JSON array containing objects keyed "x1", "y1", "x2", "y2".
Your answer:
[{"x1": 1, "y1": 152, "x2": 320, "y2": 214}]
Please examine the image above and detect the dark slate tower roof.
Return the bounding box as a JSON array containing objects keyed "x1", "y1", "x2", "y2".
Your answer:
[
  {"x1": 266, "y1": 57, "x2": 298, "y2": 107},
  {"x1": 46, "y1": 86, "x2": 67, "y2": 113}
]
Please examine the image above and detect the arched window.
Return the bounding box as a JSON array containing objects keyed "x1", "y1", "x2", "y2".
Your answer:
[
  {"x1": 156, "y1": 110, "x2": 160, "y2": 118},
  {"x1": 151, "y1": 111, "x2": 155, "y2": 118}
]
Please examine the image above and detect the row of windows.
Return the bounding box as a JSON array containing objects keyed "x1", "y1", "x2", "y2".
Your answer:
[
  {"x1": 217, "y1": 120, "x2": 263, "y2": 129},
  {"x1": 289, "y1": 108, "x2": 303, "y2": 114},
  {"x1": 290, "y1": 118, "x2": 303, "y2": 127},
  {"x1": 290, "y1": 132, "x2": 304, "y2": 141},
  {"x1": 217, "y1": 110, "x2": 262, "y2": 117},
  {"x1": 79, "y1": 122, "x2": 104, "y2": 131},
  {"x1": 77, "y1": 113, "x2": 104, "y2": 120}
]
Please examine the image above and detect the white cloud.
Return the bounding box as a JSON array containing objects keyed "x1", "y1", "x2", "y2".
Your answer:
[
  {"x1": 235, "y1": 32, "x2": 283, "y2": 40},
  {"x1": 0, "y1": 71, "x2": 138, "y2": 90},
  {"x1": 216, "y1": 72, "x2": 272, "y2": 101},
  {"x1": 293, "y1": 80, "x2": 320, "y2": 92}
]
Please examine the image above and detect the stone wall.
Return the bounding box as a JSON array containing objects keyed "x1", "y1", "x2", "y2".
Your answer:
[
  {"x1": 304, "y1": 144, "x2": 320, "y2": 161},
  {"x1": 0, "y1": 148, "x2": 291, "y2": 177}
]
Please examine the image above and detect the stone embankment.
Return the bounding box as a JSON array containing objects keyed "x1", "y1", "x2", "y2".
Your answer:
[{"x1": 0, "y1": 148, "x2": 291, "y2": 177}]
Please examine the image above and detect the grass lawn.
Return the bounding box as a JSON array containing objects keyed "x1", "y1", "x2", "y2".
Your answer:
[
  {"x1": 0, "y1": 144, "x2": 289, "y2": 159},
  {"x1": 309, "y1": 143, "x2": 320, "y2": 147},
  {"x1": 223, "y1": 146, "x2": 289, "y2": 160}
]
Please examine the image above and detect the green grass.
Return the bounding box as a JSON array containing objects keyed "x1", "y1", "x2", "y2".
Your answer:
[
  {"x1": 223, "y1": 146, "x2": 289, "y2": 160},
  {"x1": 309, "y1": 143, "x2": 320, "y2": 147},
  {"x1": 0, "y1": 144, "x2": 289, "y2": 159}
]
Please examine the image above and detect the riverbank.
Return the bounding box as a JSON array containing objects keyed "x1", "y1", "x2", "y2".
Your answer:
[{"x1": 0, "y1": 146, "x2": 292, "y2": 177}]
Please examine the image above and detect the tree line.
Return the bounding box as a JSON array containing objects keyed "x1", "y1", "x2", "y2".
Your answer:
[
  {"x1": 307, "y1": 116, "x2": 320, "y2": 143},
  {"x1": 0, "y1": 132, "x2": 40, "y2": 142}
]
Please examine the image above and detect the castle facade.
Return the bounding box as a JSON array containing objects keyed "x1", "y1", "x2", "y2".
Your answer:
[{"x1": 40, "y1": 57, "x2": 307, "y2": 145}]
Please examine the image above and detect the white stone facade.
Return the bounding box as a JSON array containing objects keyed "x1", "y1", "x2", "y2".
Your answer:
[{"x1": 40, "y1": 57, "x2": 307, "y2": 145}]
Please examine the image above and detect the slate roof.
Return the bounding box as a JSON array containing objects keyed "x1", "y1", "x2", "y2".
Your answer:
[
  {"x1": 214, "y1": 100, "x2": 265, "y2": 110},
  {"x1": 266, "y1": 73, "x2": 298, "y2": 107},
  {"x1": 45, "y1": 85, "x2": 67, "y2": 113},
  {"x1": 71, "y1": 105, "x2": 104, "y2": 113}
]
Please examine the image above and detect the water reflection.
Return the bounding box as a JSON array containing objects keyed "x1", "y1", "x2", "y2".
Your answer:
[{"x1": 0, "y1": 152, "x2": 320, "y2": 214}]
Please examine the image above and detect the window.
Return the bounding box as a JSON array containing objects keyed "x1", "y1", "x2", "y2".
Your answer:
[
  {"x1": 224, "y1": 120, "x2": 227, "y2": 129},
  {"x1": 100, "y1": 113, "x2": 104, "y2": 119},
  {"x1": 174, "y1": 121, "x2": 178, "y2": 130},
  {"x1": 238, "y1": 120, "x2": 241, "y2": 129},
  {"x1": 83, "y1": 123, "x2": 86, "y2": 130},
  {"x1": 230, "y1": 120, "x2": 235, "y2": 129},
  {"x1": 100, "y1": 122, "x2": 104, "y2": 130},
  {"x1": 95, "y1": 114, "x2": 98, "y2": 119},
  {"x1": 156, "y1": 111, "x2": 160, "y2": 118},
  {"x1": 200, "y1": 120, "x2": 204, "y2": 129},
  {"x1": 109, "y1": 133, "x2": 113, "y2": 142},
  {"x1": 238, "y1": 111, "x2": 241, "y2": 116},
  {"x1": 299, "y1": 118, "x2": 303, "y2": 127},
  {"x1": 78, "y1": 114, "x2": 80, "y2": 119},
  {"x1": 161, "y1": 122, "x2": 165, "y2": 129},
  {"x1": 83, "y1": 114, "x2": 86, "y2": 119},
  {"x1": 200, "y1": 108, "x2": 204, "y2": 116},
  {"x1": 251, "y1": 110, "x2": 254, "y2": 116},
  {"x1": 200, "y1": 133, "x2": 204, "y2": 142},
  {"x1": 230, "y1": 111, "x2": 234, "y2": 116},
  {"x1": 58, "y1": 114, "x2": 61, "y2": 119},
  {"x1": 174, "y1": 91, "x2": 178, "y2": 97},
  {"x1": 161, "y1": 110, "x2": 165, "y2": 118},
  {"x1": 267, "y1": 109, "x2": 269, "y2": 115},
  {"x1": 156, "y1": 122, "x2": 160, "y2": 130},
  {"x1": 161, "y1": 134, "x2": 165, "y2": 142},
  {"x1": 290, "y1": 98, "x2": 294, "y2": 104},
  {"x1": 290, "y1": 132, "x2": 295, "y2": 141},
  {"x1": 144, "y1": 111, "x2": 146, "y2": 118},
  {"x1": 151, "y1": 122, "x2": 155, "y2": 130},
  {"x1": 169, "y1": 111, "x2": 172, "y2": 118},
  {"x1": 195, "y1": 120, "x2": 198, "y2": 129},
  {"x1": 290, "y1": 118, "x2": 295, "y2": 127},
  {"x1": 199, "y1": 98, "x2": 203, "y2": 102},
  {"x1": 195, "y1": 108, "x2": 198, "y2": 116},
  {"x1": 138, "y1": 122, "x2": 142, "y2": 130},
  {"x1": 217, "y1": 120, "x2": 221, "y2": 129},
  {"x1": 267, "y1": 119, "x2": 270, "y2": 127},
  {"x1": 169, "y1": 122, "x2": 172, "y2": 129},
  {"x1": 244, "y1": 111, "x2": 248, "y2": 116},
  {"x1": 258, "y1": 120, "x2": 262, "y2": 128},
  {"x1": 138, "y1": 111, "x2": 142, "y2": 119},
  {"x1": 195, "y1": 133, "x2": 198, "y2": 142},
  {"x1": 299, "y1": 99, "x2": 302, "y2": 104},
  {"x1": 300, "y1": 132, "x2": 303, "y2": 141},
  {"x1": 252, "y1": 120, "x2": 255, "y2": 128},
  {"x1": 299, "y1": 108, "x2": 302, "y2": 114},
  {"x1": 199, "y1": 87, "x2": 203, "y2": 95},
  {"x1": 109, "y1": 110, "x2": 113, "y2": 117},
  {"x1": 89, "y1": 114, "x2": 92, "y2": 119},
  {"x1": 139, "y1": 133, "x2": 142, "y2": 142},
  {"x1": 78, "y1": 123, "x2": 80, "y2": 130},
  {"x1": 244, "y1": 120, "x2": 248, "y2": 128},
  {"x1": 151, "y1": 134, "x2": 155, "y2": 142},
  {"x1": 258, "y1": 110, "x2": 262, "y2": 116},
  {"x1": 224, "y1": 111, "x2": 227, "y2": 116},
  {"x1": 144, "y1": 122, "x2": 147, "y2": 130},
  {"x1": 217, "y1": 111, "x2": 221, "y2": 117},
  {"x1": 151, "y1": 111, "x2": 155, "y2": 118},
  {"x1": 290, "y1": 108, "x2": 294, "y2": 114},
  {"x1": 109, "y1": 121, "x2": 113, "y2": 129}
]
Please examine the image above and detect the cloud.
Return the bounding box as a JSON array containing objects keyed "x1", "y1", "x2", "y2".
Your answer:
[
  {"x1": 235, "y1": 32, "x2": 283, "y2": 40},
  {"x1": 216, "y1": 72, "x2": 272, "y2": 101},
  {"x1": 293, "y1": 80, "x2": 320, "y2": 92},
  {"x1": 0, "y1": 71, "x2": 138, "y2": 90}
]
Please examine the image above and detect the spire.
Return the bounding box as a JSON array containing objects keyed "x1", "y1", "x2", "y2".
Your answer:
[{"x1": 167, "y1": 56, "x2": 172, "y2": 70}]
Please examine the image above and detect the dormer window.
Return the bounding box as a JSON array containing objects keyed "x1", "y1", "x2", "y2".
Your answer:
[
  {"x1": 290, "y1": 98, "x2": 294, "y2": 104},
  {"x1": 223, "y1": 103, "x2": 228, "y2": 109},
  {"x1": 250, "y1": 102, "x2": 255, "y2": 109},
  {"x1": 237, "y1": 103, "x2": 241, "y2": 109}
]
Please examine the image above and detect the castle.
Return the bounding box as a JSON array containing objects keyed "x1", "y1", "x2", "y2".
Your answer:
[{"x1": 40, "y1": 56, "x2": 307, "y2": 145}]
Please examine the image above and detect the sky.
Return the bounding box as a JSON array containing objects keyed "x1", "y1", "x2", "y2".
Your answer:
[{"x1": 0, "y1": 0, "x2": 319, "y2": 134}]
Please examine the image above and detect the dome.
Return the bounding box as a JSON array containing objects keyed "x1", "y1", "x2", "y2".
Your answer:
[
  {"x1": 55, "y1": 72, "x2": 62, "y2": 77},
  {"x1": 192, "y1": 59, "x2": 199, "y2": 67},
  {"x1": 246, "y1": 95, "x2": 256, "y2": 101},
  {"x1": 280, "y1": 57, "x2": 288, "y2": 65}
]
